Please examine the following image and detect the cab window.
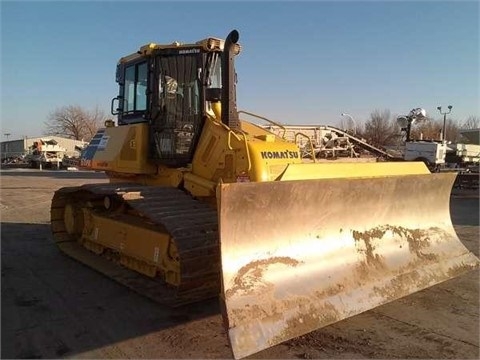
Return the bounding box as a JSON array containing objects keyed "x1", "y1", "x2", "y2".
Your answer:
[{"x1": 124, "y1": 62, "x2": 148, "y2": 112}]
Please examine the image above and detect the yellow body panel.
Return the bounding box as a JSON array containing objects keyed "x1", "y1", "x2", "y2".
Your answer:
[
  {"x1": 90, "y1": 123, "x2": 156, "y2": 175},
  {"x1": 82, "y1": 210, "x2": 179, "y2": 284},
  {"x1": 245, "y1": 139, "x2": 301, "y2": 182},
  {"x1": 277, "y1": 161, "x2": 430, "y2": 181},
  {"x1": 188, "y1": 116, "x2": 302, "y2": 193},
  {"x1": 190, "y1": 118, "x2": 241, "y2": 184}
]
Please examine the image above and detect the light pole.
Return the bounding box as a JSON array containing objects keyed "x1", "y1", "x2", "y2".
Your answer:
[
  {"x1": 4, "y1": 133, "x2": 11, "y2": 141},
  {"x1": 341, "y1": 113, "x2": 357, "y2": 135},
  {"x1": 437, "y1": 105, "x2": 452, "y2": 141}
]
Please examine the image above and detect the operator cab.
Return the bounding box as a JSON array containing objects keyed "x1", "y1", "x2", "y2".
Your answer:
[{"x1": 111, "y1": 37, "x2": 240, "y2": 167}]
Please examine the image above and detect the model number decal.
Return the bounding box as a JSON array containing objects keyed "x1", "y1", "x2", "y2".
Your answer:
[{"x1": 80, "y1": 159, "x2": 92, "y2": 167}]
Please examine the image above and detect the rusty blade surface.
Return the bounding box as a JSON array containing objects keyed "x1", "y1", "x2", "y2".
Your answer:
[{"x1": 218, "y1": 173, "x2": 480, "y2": 359}]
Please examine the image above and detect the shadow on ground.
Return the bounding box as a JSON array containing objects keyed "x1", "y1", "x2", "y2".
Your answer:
[
  {"x1": 1, "y1": 222, "x2": 220, "y2": 359},
  {"x1": 450, "y1": 197, "x2": 479, "y2": 226},
  {"x1": 0, "y1": 169, "x2": 107, "y2": 180}
]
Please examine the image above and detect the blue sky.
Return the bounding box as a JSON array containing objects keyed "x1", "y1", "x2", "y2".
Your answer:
[{"x1": 1, "y1": 0, "x2": 479, "y2": 140}]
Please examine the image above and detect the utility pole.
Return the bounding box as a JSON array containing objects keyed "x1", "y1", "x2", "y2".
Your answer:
[{"x1": 437, "y1": 105, "x2": 452, "y2": 141}]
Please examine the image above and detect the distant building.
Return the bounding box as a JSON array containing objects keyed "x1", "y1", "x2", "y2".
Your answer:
[
  {"x1": 459, "y1": 128, "x2": 480, "y2": 145},
  {"x1": 0, "y1": 136, "x2": 87, "y2": 160}
]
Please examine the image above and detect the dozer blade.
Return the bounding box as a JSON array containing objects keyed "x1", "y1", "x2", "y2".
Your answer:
[{"x1": 217, "y1": 172, "x2": 479, "y2": 359}]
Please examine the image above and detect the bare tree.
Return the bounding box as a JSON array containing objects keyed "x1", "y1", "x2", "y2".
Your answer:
[
  {"x1": 337, "y1": 118, "x2": 348, "y2": 131},
  {"x1": 461, "y1": 115, "x2": 480, "y2": 129},
  {"x1": 336, "y1": 115, "x2": 357, "y2": 135},
  {"x1": 443, "y1": 119, "x2": 460, "y2": 142},
  {"x1": 363, "y1": 109, "x2": 398, "y2": 147},
  {"x1": 44, "y1": 105, "x2": 107, "y2": 141},
  {"x1": 410, "y1": 117, "x2": 441, "y2": 141},
  {"x1": 406, "y1": 117, "x2": 460, "y2": 142}
]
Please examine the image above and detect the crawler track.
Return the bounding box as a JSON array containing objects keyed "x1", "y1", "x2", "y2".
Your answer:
[{"x1": 51, "y1": 183, "x2": 220, "y2": 307}]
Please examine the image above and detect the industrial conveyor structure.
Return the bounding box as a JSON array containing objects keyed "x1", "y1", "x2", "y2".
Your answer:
[{"x1": 238, "y1": 111, "x2": 394, "y2": 160}]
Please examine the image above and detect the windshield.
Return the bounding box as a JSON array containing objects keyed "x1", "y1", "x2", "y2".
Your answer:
[{"x1": 152, "y1": 53, "x2": 201, "y2": 162}]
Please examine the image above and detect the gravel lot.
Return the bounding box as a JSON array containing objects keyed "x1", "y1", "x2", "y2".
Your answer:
[{"x1": 1, "y1": 169, "x2": 478, "y2": 359}]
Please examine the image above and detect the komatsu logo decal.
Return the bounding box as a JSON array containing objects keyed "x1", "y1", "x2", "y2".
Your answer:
[
  {"x1": 178, "y1": 49, "x2": 200, "y2": 54},
  {"x1": 260, "y1": 150, "x2": 299, "y2": 160}
]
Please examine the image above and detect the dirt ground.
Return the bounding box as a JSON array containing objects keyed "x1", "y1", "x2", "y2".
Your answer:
[{"x1": 1, "y1": 169, "x2": 479, "y2": 359}]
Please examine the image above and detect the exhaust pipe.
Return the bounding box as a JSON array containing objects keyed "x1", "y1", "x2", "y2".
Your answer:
[{"x1": 221, "y1": 30, "x2": 240, "y2": 130}]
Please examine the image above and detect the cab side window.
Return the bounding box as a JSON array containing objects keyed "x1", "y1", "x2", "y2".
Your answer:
[{"x1": 124, "y1": 62, "x2": 148, "y2": 113}]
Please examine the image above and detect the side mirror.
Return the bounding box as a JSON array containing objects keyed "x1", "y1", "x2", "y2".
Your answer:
[{"x1": 111, "y1": 96, "x2": 122, "y2": 115}]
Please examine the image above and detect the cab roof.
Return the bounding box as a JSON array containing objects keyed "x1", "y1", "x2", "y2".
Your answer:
[{"x1": 119, "y1": 37, "x2": 241, "y2": 64}]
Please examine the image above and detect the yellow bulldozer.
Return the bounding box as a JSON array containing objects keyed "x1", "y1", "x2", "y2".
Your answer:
[{"x1": 50, "y1": 30, "x2": 479, "y2": 359}]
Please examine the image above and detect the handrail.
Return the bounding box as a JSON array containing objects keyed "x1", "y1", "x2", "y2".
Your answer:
[
  {"x1": 212, "y1": 116, "x2": 251, "y2": 172},
  {"x1": 238, "y1": 110, "x2": 287, "y2": 139},
  {"x1": 227, "y1": 130, "x2": 252, "y2": 171},
  {"x1": 213, "y1": 113, "x2": 253, "y2": 171},
  {"x1": 294, "y1": 132, "x2": 316, "y2": 163}
]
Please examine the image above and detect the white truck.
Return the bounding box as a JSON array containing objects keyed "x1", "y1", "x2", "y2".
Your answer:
[
  {"x1": 447, "y1": 143, "x2": 480, "y2": 165},
  {"x1": 26, "y1": 138, "x2": 66, "y2": 169},
  {"x1": 398, "y1": 108, "x2": 477, "y2": 172},
  {"x1": 404, "y1": 141, "x2": 448, "y2": 168}
]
